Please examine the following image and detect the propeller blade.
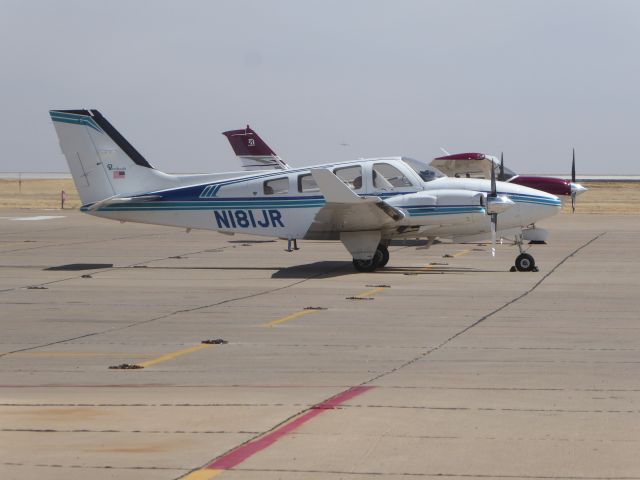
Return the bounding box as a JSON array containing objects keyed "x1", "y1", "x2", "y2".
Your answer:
[
  {"x1": 571, "y1": 192, "x2": 576, "y2": 213},
  {"x1": 491, "y1": 212, "x2": 497, "y2": 257},
  {"x1": 499, "y1": 152, "x2": 505, "y2": 181},
  {"x1": 490, "y1": 159, "x2": 497, "y2": 197},
  {"x1": 572, "y1": 148, "x2": 576, "y2": 183}
]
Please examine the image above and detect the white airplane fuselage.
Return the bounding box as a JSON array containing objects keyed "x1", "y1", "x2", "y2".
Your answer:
[{"x1": 86, "y1": 157, "x2": 561, "y2": 241}]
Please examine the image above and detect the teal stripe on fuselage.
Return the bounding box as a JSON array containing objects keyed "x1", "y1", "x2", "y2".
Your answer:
[
  {"x1": 406, "y1": 207, "x2": 485, "y2": 217},
  {"x1": 87, "y1": 202, "x2": 485, "y2": 216},
  {"x1": 96, "y1": 205, "x2": 324, "y2": 211},
  {"x1": 90, "y1": 200, "x2": 325, "y2": 212},
  {"x1": 505, "y1": 193, "x2": 561, "y2": 206}
]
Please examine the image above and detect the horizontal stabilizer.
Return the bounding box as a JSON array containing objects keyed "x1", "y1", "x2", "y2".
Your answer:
[{"x1": 86, "y1": 195, "x2": 162, "y2": 211}]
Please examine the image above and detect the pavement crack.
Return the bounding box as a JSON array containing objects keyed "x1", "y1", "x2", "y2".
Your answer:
[
  {"x1": 360, "y1": 232, "x2": 608, "y2": 386},
  {"x1": 230, "y1": 467, "x2": 640, "y2": 479},
  {"x1": 2, "y1": 428, "x2": 259, "y2": 434},
  {"x1": 2, "y1": 462, "x2": 189, "y2": 472}
]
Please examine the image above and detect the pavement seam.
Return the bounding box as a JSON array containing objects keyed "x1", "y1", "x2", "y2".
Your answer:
[
  {"x1": 223, "y1": 467, "x2": 640, "y2": 479},
  {"x1": 0, "y1": 261, "x2": 350, "y2": 358},
  {"x1": 6, "y1": 461, "x2": 640, "y2": 478},
  {"x1": 0, "y1": 232, "x2": 163, "y2": 256},
  {"x1": 0, "y1": 243, "x2": 237, "y2": 294}
]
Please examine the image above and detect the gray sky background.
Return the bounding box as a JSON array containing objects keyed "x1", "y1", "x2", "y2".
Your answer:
[{"x1": 1, "y1": 0, "x2": 639, "y2": 175}]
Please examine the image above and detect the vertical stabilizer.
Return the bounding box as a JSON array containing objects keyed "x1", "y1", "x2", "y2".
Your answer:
[
  {"x1": 50, "y1": 109, "x2": 175, "y2": 205},
  {"x1": 222, "y1": 126, "x2": 290, "y2": 171}
]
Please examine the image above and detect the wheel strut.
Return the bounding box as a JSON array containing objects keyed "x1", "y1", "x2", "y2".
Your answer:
[{"x1": 286, "y1": 238, "x2": 299, "y2": 252}]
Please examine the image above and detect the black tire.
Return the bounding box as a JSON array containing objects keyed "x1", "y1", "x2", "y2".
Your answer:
[
  {"x1": 515, "y1": 253, "x2": 535, "y2": 272},
  {"x1": 352, "y1": 248, "x2": 384, "y2": 272},
  {"x1": 378, "y1": 244, "x2": 390, "y2": 268}
]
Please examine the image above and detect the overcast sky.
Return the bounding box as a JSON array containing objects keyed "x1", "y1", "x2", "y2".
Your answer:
[{"x1": 1, "y1": 0, "x2": 639, "y2": 175}]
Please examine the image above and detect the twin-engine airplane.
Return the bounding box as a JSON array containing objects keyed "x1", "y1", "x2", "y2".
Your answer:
[
  {"x1": 50, "y1": 110, "x2": 561, "y2": 272},
  {"x1": 431, "y1": 151, "x2": 587, "y2": 212}
]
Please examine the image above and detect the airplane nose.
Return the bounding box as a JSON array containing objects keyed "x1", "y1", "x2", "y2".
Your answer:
[{"x1": 570, "y1": 183, "x2": 588, "y2": 196}]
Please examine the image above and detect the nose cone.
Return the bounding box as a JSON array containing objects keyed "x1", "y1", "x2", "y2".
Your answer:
[{"x1": 571, "y1": 183, "x2": 588, "y2": 196}]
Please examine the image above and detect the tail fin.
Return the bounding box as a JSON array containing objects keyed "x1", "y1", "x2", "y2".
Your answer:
[
  {"x1": 222, "y1": 125, "x2": 290, "y2": 171},
  {"x1": 50, "y1": 109, "x2": 174, "y2": 205}
]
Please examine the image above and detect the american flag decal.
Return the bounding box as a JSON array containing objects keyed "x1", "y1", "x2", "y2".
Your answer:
[{"x1": 113, "y1": 171, "x2": 126, "y2": 179}]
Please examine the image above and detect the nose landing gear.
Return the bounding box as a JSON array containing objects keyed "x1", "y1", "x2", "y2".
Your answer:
[
  {"x1": 515, "y1": 252, "x2": 536, "y2": 272},
  {"x1": 512, "y1": 234, "x2": 538, "y2": 272}
]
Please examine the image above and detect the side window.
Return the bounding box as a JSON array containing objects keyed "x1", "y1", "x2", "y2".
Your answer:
[
  {"x1": 373, "y1": 163, "x2": 415, "y2": 189},
  {"x1": 333, "y1": 165, "x2": 362, "y2": 190},
  {"x1": 298, "y1": 174, "x2": 319, "y2": 193},
  {"x1": 263, "y1": 177, "x2": 289, "y2": 195}
]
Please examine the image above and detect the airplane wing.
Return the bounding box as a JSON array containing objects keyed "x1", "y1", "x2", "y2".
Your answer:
[
  {"x1": 222, "y1": 126, "x2": 291, "y2": 171},
  {"x1": 308, "y1": 168, "x2": 404, "y2": 233}
]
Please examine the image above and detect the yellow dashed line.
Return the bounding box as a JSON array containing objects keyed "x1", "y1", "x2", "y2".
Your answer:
[
  {"x1": 452, "y1": 248, "x2": 472, "y2": 258},
  {"x1": 354, "y1": 287, "x2": 387, "y2": 298},
  {"x1": 136, "y1": 344, "x2": 212, "y2": 368},
  {"x1": 263, "y1": 309, "x2": 319, "y2": 327},
  {"x1": 181, "y1": 469, "x2": 222, "y2": 479},
  {"x1": 263, "y1": 286, "x2": 390, "y2": 328}
]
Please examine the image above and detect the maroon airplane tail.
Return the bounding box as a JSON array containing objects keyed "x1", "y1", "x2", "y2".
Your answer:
[{"x1": 222, "y1": 126, "x2": 290, "y2": 171}]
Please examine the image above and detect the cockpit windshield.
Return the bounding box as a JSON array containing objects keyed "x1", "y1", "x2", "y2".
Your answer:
[{"x1": 402, "y1": 157, "x2": 445, "y2": 182}]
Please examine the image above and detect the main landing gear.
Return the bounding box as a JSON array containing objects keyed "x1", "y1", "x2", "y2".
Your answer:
[
  {"x1": 512, "y1": 235, "x2": 538, "y2": 272},
  {"x1": 352, "y1": 243, "x2": 389, "y2": 272}
]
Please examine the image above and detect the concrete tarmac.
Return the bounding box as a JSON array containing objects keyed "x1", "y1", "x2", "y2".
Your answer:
[{"x1": 1, "y1": 210, "x2": 639, "y2": 479}]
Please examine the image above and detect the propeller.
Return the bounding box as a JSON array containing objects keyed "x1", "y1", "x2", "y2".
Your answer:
[
  {"x1": 485, "y1": 159, "x2": 516, "y2": 257},
  {"x1": 498, "y1": 152, "x2": 505, "y2": 181},
  {"x1": 571, "y1": 148, "x2": 576, "y2": 213},
  {"x1": 489, "y1": 161, "x2": 498, "y2": 257}
]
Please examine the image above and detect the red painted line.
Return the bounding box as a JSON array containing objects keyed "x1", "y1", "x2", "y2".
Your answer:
[{"x1": 207, "y1": 386, "x2": 373, "y2": 470}]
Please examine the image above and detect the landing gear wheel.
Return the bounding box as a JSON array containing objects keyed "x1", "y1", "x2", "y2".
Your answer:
[
  {"x1": 515, "y1": 253, "x2": 535, "y2": 272},
  {"x1": 352, "y1": 248, "x2": 384, "y2": 272},
  {"x1": 378, "y1": 244, "x2": 390, "y2": 268}
]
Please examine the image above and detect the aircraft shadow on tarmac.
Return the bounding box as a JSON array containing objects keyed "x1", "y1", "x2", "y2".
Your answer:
[
  {"x1": 271, "y1": 261, "x2": 499, "y2": 278},
  {"x1": 115, "y1": 261, "x2": 500, "y2": 278},
  {"x1": 45, "y1": 263, "x2": 114, "y2": 271},
  {"x1": 271, "y1": 261, "x2": 351, "y2": 278}
]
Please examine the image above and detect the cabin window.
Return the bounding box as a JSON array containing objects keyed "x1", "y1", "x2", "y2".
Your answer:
[
  {"x1": 263, "y1": 177, "x2": 289, "y2": 195},
  {"x1": 402, "y1": 158, "x2": 444, "y2": 182},
  {"x1": 333, "y1": 165, "x2": 362, "y2": 190},
  {"x1": 373, "y1": 163, "x2": 415, "y2": 189},
  {"x1": 298, "y1": 174, "x2": 319, "y2": 193}
]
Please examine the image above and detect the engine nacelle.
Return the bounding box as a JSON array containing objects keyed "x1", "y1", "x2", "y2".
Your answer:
[{"x1": 484, "y1": 194, "x2": 515, "y2": 215}]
